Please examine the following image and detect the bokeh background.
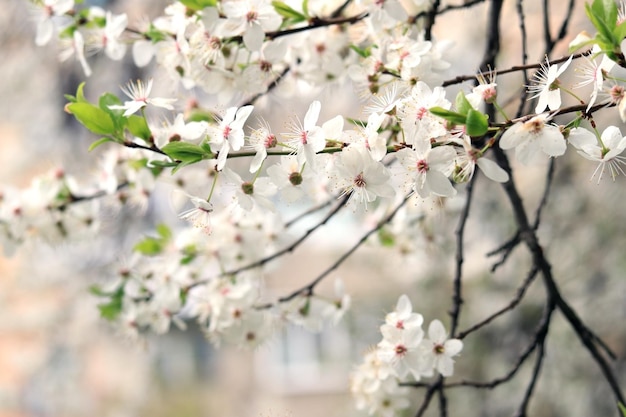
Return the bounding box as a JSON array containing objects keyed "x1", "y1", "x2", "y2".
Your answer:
[{"x1": 1, "y1": 1, "x2": 625, "y2": 417}]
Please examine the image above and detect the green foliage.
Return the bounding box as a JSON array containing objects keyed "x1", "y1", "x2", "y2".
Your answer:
[
  {"x1": 89, "y1": 285, "x2": 125, "y2": 321},
  {"x1": 585, "y1": 0, "x2": 625, "y2": 62},
  {"x1": 133, "y1": 223, "x2": 173, "y2": 256},
  {"x1": 619, "y1": 402, "x2": 626, "y2": 417},
  {"x1": 350, "y1": 44, "x2": 373, "y2": 58},
  {"x1": 161, "y1": 141, "x2": 213, "y2": 173},
  {"x1": 126, "y1": 115, "x2": 152, "y2": 141},
  {"x1": 179, "y1": 0, "x2": 217, "y2": 11},
  {"x1": 430, "y1": 92, "x2": 489, "y2": 137},
  {"x1": 378, "y1": 228, "x2": 395, "y2": 247},
  {"x1": 67, "y1": 102, "x2": 116, "y2": 135},
  {"x1": 272, "y1": 1, "x2": 307, "y2": 26}
]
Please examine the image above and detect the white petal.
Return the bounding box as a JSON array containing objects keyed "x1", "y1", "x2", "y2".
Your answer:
[
  {"x1": 428, "y1": 319, "x2": 447, "y2": 343},
  {"x1": 243, "y1": 22, "x2": 264, "y2": 51},
  {"x1": 444, "y1": 339, "x2": 463, "y2": 356},
  {"x1": 426, "y1": 171, "x2": 456, "y2": 197},
  {"x1": 476, "y1": 158, "x2": 509, "y2": 182},
  {"x1": 396, "y1": 294, "x2": 412, "y2": 317},
  {"x1": 304, "y1": 101, "x2": 321, "y2": 130},
  {"x1": 539, "y1": 128, "x2": 566, "y2": 157}
]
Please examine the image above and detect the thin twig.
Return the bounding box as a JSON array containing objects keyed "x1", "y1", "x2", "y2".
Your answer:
[
  {"x1": 450, "y1": 174, "x2": 477, "y2": 337},
  {"x1": 457, "y1": 266, "x2": 538, "y2": 340}
]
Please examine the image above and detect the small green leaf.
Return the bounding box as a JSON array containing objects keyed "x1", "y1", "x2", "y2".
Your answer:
[
  {"x1": 88, "y1": 137, "x2": 115, "y2": 151},
  {"x1": 200, "y1": 141, "x2": 213, "y2": 154},
  {"x1": 465, "y1": 109, "x2": 489, "y2": 137},
  {"x1": 134, "y1": 237, "x2": 164, "y2": 255},
  {"x1": 179, "y1": 0, "x2": 217, "y2": 11},
  {"x1": 272, "y1": 1, "x2": 306, "y2": 21},
  {"x1": 302, "y1": 0, "x2": 310, "y2": 17},
  {"x1": 162, "y1": 141, "x2": 212, "y2": 162},
  {"x1": 349, "y1": 44, "x2": 372, "y2": 58},
  {"x1": 93, "y1": 286, "x2": 125, "y2": 321},
  {"x1": 126, "y1": 115, "x2": 152, "y2": 141},
  {"x1": 615, "y1": 20, "x2": 626, "y2": 43},
  {"x1": 67, "y1": 102, "x2": 116, "y2": 135},
  {"x1": 429, "y1": 107, "x2": 467, "y2": 126},
  {"x1": 455, "y1": 91, "x2": 473, "y2": 116},
  {"x1": 618, "y1": 402, "x2": 626, "y2": 417},
  {"x1": 378, "y1": 228, "x2": 395, "y2": 247},
  {"x1": 89, "y1": 284, "x2": 108, "y2": 296},
  {"x1": 586, "y1": 1, "x2": 619, "y2": 46},
  {"x1": 156, "y1": 223, "x2": 172, "y2": 240},
  {"x1": 76, "y1": 82, "x2": 88, "y2": 103},
  {"x1": 148, "y1": 160, "x2": 179, "y2": 168}
]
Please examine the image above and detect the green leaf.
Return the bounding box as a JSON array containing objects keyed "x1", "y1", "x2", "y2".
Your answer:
[
  {"x1": 156, "y1": 223, "x2": 172, "y2": 240},
  {"x1": 465, "y1": 109, "x2": 489, "y2": 137},
  {"x1": 88, "y1": 137, "x2": 115, "y2": 151},
  {"x1": 67, "y1": 102, "x2": 116, "y2": 135},
  {"x1": 145, "y1": 24, "x2": 167, "y2": 42},
  {"x1": 179, "y1": 0, "x2": 217, "y2": 11},
  {"x1": 618, "y1": 402, "x2": 626, "y2": 417},
  {"x1": 586, "y1": 1, "x2": 618, "y2": 46},
  {"x1": 378, "y1": 228, "x2": 395, "y2": 247},
  {"x1": 615, "y1": 20, "x2": 626, "y2": 43},
  {"x1": 272, "y1": 1, "x2": 306, "y2": 21},
  {"x1": 455, "y1": 91, "x2": 473, "y2": 116},
  {"x1": 91, "y1": 285, "x2": 125, "y2": 321},
  {"x1": 429, "y1": 107, "x2": 467, "y2": 126},
  {"x1": 302, "y1": 0, "x2": 310, "y2": 17},
  {"x1": 134, "y1": 236, "x2": 165, "y2": 255},
  {"x1": 162, "y1": 141, "x2": 212, "y2": 163},
  {"x1": 89, "y1": 284, "x2": 108, "y2": 297},
  {"x1": 200, "y1": 141, "x2": 213, "y2": 154},
  {"x1": 126, "y1": 115, "x2": 152, "y2": 141},
  {"x1": 148, "y1": 160, "x2": 179, "y2": 168},
  {"x1": 349, "y1": 44, "x2": 372, "y2": 58}
]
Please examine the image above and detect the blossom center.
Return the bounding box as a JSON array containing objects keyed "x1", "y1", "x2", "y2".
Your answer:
[
  {"x1": 223, "y1": 125, "x2": 232, "y2": 140},
  {"x1": 395, "y1": 344, "x2": 408, "y2": 356},
  {"x1": 353, "y1": 173, "x2": 367, "y2": 188},
  {"x1": 264, "y1": 133, "x2": 277, "y2": 148},
  {"x1": 241, "y1": 181, "x2": 254, "y2": 195},
  {"x1": 416, "y1": 107, "x2": 428, "y2": 120},
  {"x1": 246, "y1": 10, "x2": 258, "y2": 23},
  {"x1": 416, "y1": 159, "x2": 429, "y2": 173},
  {"x1": 434, "y1": 343, "x2": 445, "y2": 354}
]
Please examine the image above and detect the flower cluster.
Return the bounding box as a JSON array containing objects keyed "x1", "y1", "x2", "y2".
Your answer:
[
  {"x1": 351, "y1": 295, "x2": 462, "y2": 416},
  {"x1": 101, "y1": 220, "x2": 350, "y2": 346}
]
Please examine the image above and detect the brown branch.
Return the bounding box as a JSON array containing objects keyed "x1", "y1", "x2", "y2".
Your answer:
[
  {"x1": 457, "y1": 266, "x2": 538, "y2": 340},
  {"x1": 449, "y1": 173, "x2": 477, "y2": 337}
]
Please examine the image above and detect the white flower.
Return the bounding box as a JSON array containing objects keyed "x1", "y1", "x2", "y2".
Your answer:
[
  {"x1": 206, "y1": 105, "x2": 254, "y2": 170},
  {"x1": 499, "y1": 113, "x2": 566, "y2": 165},
  {"x1": 222, "y1": 168, "x2": 277, "y2": 212},
  {"x1": 154, "y1": 113, "x2": 208, "y2": 147},
  {"x1": 420, "y1": 319, "x2": 463, "y2": 377},
  {"x1": 222, "y1": 0, "x2": 282, "y2": 51},
  {"x1": 382, "y1": 294, "x2": 424, "y2": 333},
  {"x1": 569, "y1": 126, "x2": 626, "y2": 182},
  {"x1": 527, "y1": 55, "x2": 573, "y2": 114},
  {"x1": 396, "y1": 135, "x2": 457, "y2": 198},
  {"x1": 281, "y1": 101, "x2": 327, "y2": 167},
  {"x1": 329, "y1": 145, "x2": 395, "y2": 209},
  {"x1": 451, "y1": 135, "x2": 509, "y2": 183},
  {"x1": 377, "y1": 325, "x2": 426, "y2": 380},
  {"x1": 34, "y1": 0, "x2": 74, "y2": 46},
  {"x1": 266, "y1": 155, "x2": 309, "y2": 203},
  {"x1": 179, "y1": 195, "x2": 213, "y2": 233},
  {"x1": 397, "y1": 81, "x2": 450, "y2": 141},
  {"x1": 109, "y1": 79, "x2": 176, "y2": 117}
]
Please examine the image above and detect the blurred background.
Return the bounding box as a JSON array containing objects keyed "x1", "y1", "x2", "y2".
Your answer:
[{"x1": 1, "y1": 1, "x2": 625, "y2": 417}]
